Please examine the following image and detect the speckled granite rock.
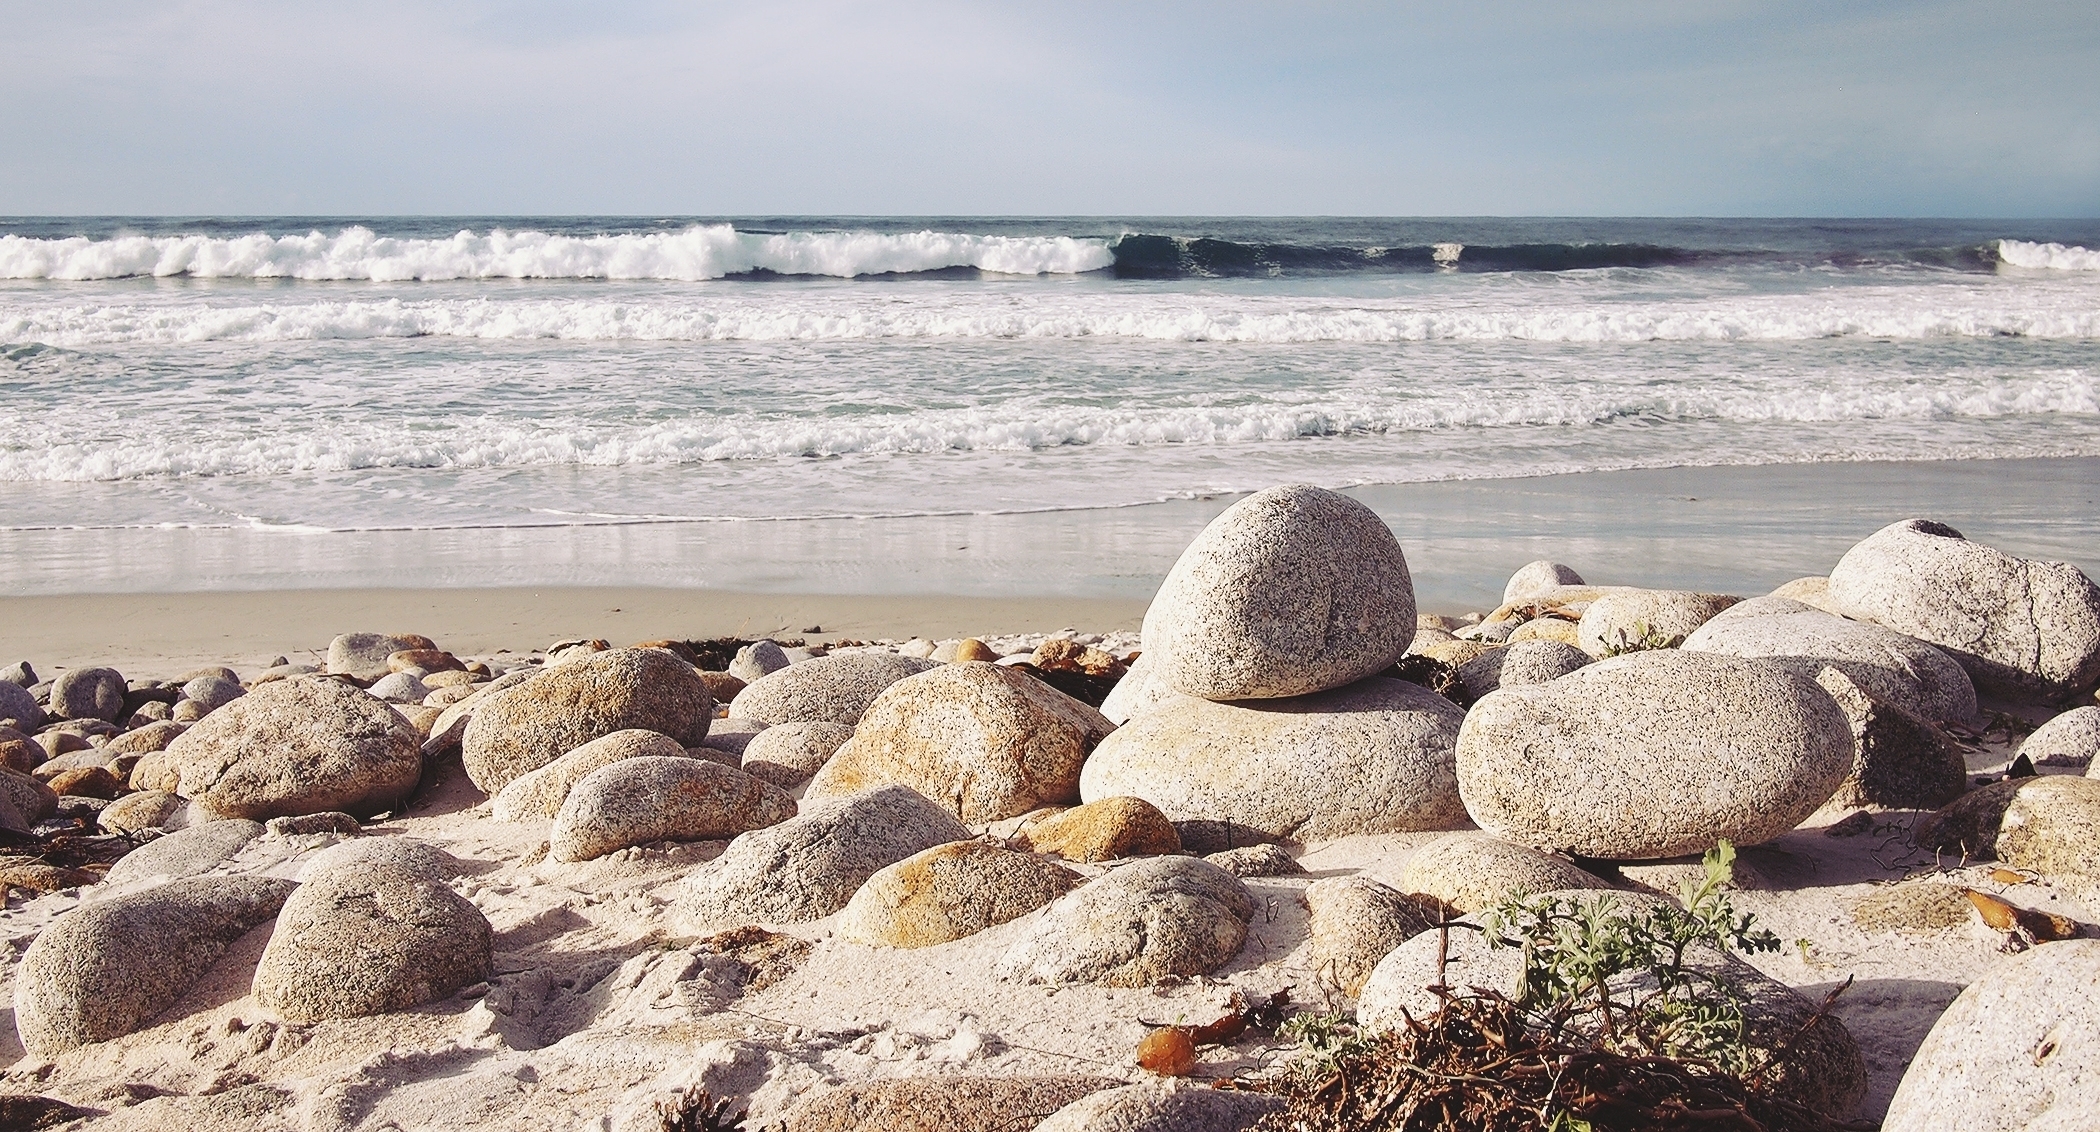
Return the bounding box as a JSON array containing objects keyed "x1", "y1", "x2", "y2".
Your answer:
[
  {"x1": 461, "y1": 647, "x2": 714, "y2": 794},
  {"x1": 727, "y1": 653, "x2": 939, "y2": 727},
  {"x1": 549, "y1": 757, "x2": 795, "y2": 862},
  {"x1": 836, "y1": 840, "x2": 1081, "y2": 947},
  {"x1": 1400, "y1": 832, "x2": 1612, "y2": 913},
  {"x1": 998, "y1": 855, "x2": 1254, "y2": 987},
  {"x1": 159, "y1": 677, "x2": 422, "y2": 820}
]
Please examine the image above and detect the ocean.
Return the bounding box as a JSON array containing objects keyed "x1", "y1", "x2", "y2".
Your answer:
[{"x1": 3, "y1": 216, "x2": 2097, "y2": 601}]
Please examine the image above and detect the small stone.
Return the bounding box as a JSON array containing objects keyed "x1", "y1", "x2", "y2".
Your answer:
[
  {"x1": 1307, "y1": 875, "x2": 1438, "y2": 996},
  {"x1": 997, "y1": 856, "x2": 1254, "y2": 987},
  {"x1": 836, "y1": 840, "x2": 1082, "y2": 947},
  {"x1": 2023, "y1": 706, "x2": 2100, "y2": 767},
  {"x1": 1851, "y1": 882, "x2": 1978, "y2": 933},
  {"x1": 1032, "y1": 1079, "x2": 1284, "y2": 1132},
  {"x1": 738, "y1": 721, "x2": 854, "y2": 788},
  {"x1": 1503, "y1": 561, "x2": 1586, "y2": 606},
  {"x1": 696, "y1": 670, "x2": 746, "y2": 704},
  {"x1": 326, "y1": 633, "x2": 438, "y2": 681},
  {"x1": 266, "y1": 812, "x2": 361, "y2": 836},
  {"x1": 96, "y1": 790, "x2": 195, "y2": 836},
  {"x1": 1400, "y1": 832, "x2": 1612, "y2": 913},
  {"x1": 387, "y1": 648, "x2": 461, "y2": 673},
  {"x1": 0, "y1": 681, "x2": 47, "y2": 734},
  {"x1": 1, "y1": 660, "x2": 35, "y2": 688},
  {"x1": 365, "y1": 671, "x2": 429, "y2": 704},
  {"x1": 952, "y1": 638, "x2": 1001, "y2": 663},
  {"x1": 549, "y1": 757, "x2": 795, "y2": 863},
  {"x1": 727, "y1": 653, "x2": 939, "y2": 727},
  {"x1": 101, "y1": 818, "x2": 266, "y2": 887},
  {"x1": 0, "y1": 770, "x2": 57, "y2": 825},
  {"x1": 104, "y1": 720, "x2": 186, "y2": 755},
  {"x1": 179, "y1": 673, "x2": 245, "y2": 712},
  {"x1": 777, "y1": 1077, "x2": 1118, "y2": 1132},
  {"x1": 1575, "y1": 590, "x2": 1740, "y2": 657},
  {"x1": 1017, "y1": 797, "x2": 1182, "y2": 862},
  {"x1": 1506, "y1": 617, "x2": 1583, "y2": 647},
  {"x1": 699, "y1": 716, "x2": 768, "y2": 758},
  {"x1": 1914, "y1": 775, "x2": 2100, "y2": 894},
  {"x1": 727, "y1": 640, "x2": 792, "y2": 683},
  {"x1": 1204, "y1": 843, "x2": 1304, "y2": 878},
  {"x1": 0, "y1": 859, "x2": 99, "y2": 894},
  {"x1": 48, "y1": 666, "x2": 127, "y2": 723}
]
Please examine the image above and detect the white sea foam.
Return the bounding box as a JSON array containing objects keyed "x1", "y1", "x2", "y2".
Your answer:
[
  {"x1": 0, "y1": 226, "x2": 1115, "y2": 281},
  {"x1": 1998, "y1": 240, "x2": 2100, "y2": 271}
]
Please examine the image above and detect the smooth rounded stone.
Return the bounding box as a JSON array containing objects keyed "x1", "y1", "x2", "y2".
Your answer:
[
  {"x1": 252, "y1": 839, "x2": 492, "y2": 1023},
  {"x1": 126, "y1": 700, "x2": 174, "y2": 727},
  {"x1": 1505, "y1": 618, "x2": 1583, "y2": 647},
  {"x1": 422, "y1": 667, "x2": 536, "y2": 755},
  {"x1": 1770, "y1": 575, "x2": 1847, "y2": 615},
  {"x1": 1827, "y1": 518, "x2": 2100, "y2": 701},
  {"x1": 897, "y1": 637, "x2": 938, "y2": 659},
  {"x1": 997, "y1": 856, "x2": 1255, "y2": 987},
  {"x1": 807, "y1": 663, "x2": 1114, "y2": 824},
  {"x1": 1204, "y1": 843, "x2": 1304, "y2": 878},
  {"x1": 326, "y1": 632, "x2": 437, "y2": 681},
  {"x1": 1915, "y1": 775, "x2": 2100, "y2": 892},
  {"x1": 48, "y1": 766, "x2": 119, "y2": 799},
  {"x1": 1306, "y1": 875, "x2": 1439, "y2": 997},
  {"x1": 1409, "y1": 637, "x2": 1498, "y2": 668},
  {"x1": 252, "y1": 663, "x2": 319, "y2": 684},
  {"x1": 365, "y1": 671, "x2": 430, "y2": 704},
  {"x1": 739, "y1": 721, "x2": 854, "y2": 787},
  {"x1": 1811, "y1": 666, "x2": 1968, "y2": 810},
  {"x1": 1884, "y1": 938, "x2": 2100, "y2": 1132},
  {"x1": 96, "y1": 791, "x2": 197, "y2": 836},
  {"x1": 105, "y1": 720, "x2": 186, "y2": 756},
  {"x1": 1454, "y1": 640, "x2": 1590, "y2": 700},
  {"x1": 0, "y1": 681, "x2": 45, "y2": 733},
  {"x1": 953, "y1": 638, "x2": 1001, "y2": 663},
  {"x1": 1141, "y1": 484, "x2": 1416, "y2": 701},
  {"x1": 778, "y1": 1076, "x2": 1118, "y2": 1132},
  {"x1": 1683, "y1": 595, "x2": 1978, "y2": 722},
  {"x1": 1097, "y1": 652, "x2": 1177, "y2": 727},
  {"x1": 13, "y1": 875, "x2": 296, "y2": 1055},
  {"x1": 1034, "y1": 1078, "x2": 1284, "y2": 1132},
  {"x1": 32, "y1": 748, "x2": 118, "y2": 781},
  {"x1": 549, "y1": 757, "x2": 796, "y2": 863},
  {"x1": 836, "y1": 840, "x2": 1082, "y2": 948},
  {"x1": 159, "y1": 678, "x2": 422, "y2": 820},
  {"x1": 0, "y1": 737, "x2": 37, "y2": 774},
  {"x1": 698, "y1": 716, "x2": 768, "y2": 758},
  {"x1": 48, "y1": 666, "x2": 126, "y2": 723},
  {"x1": 461, "y1": 647, "x2": 714, "y2": 794},
  {"x1": 0, "y1": 858, "x2": 99, "y2": 894},
  {"x1": 101, "y1": 818, "x2": 266, "y2": 888},
  {"x1": 1457, "y1": 651, "x2": 1854, "y2": 859},
  {"x1": 1080, "y1": 676, "x2": 1467, "y2": 844},
  {"x1": 387, "y1": 648, "x2": 461, "y2": 674},
  {"x1": 1574, "y1": 589, "x2": 1740, "y2": 657},
  {"x1": 420, "y1": 669, "x2": 476, "y2": 690},
  {"x1": 422, "y1": 685, "x2": 477, "y2": 709},
  {"x1": 178, "y1": 673, "x2": 245, "y2": 713},
  {"x1": 0, "y1": 770, "x2": 58, "y2": 824},
  {"x1": 490, "y1": 729, "x2": 690, "y2": 822},
  {"x1": 1, "y1": 660, "x2": 34, "y2": 688},
  {"x1": 677, "y1": 785, "x2": 972, "y2": 926},
  {"x1": 2024, "y1": 705, "x2": 2100, "y2": 767},
  {"x1": 727, "y1": 640, "x2": 792, "y2": 684},
  {"x1": 170, "y1": 699, "x2": 210, "y2": 723},
  {"x1": 1401, "y1": 832, "x2": 1613, "y2": 913},
  {"x1": 1018, "y1": 797, "x2": 1182, "y2": 862},
  {"x1": 727, "y1": 653, "x2": 940, "y2": 727},
  {"x1": 1502, "y1": 561, "x2": 1586, "y2": 606}
]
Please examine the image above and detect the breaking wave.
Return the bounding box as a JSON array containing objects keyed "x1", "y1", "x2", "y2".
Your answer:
[{"x1": 1998, "y1": 239, "x2": 2100, "y2": 271}]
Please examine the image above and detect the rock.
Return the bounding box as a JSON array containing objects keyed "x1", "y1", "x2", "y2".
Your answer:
[
  {"x1": 1098, "y1": 652, "x2": 1175, "y2": 726},
  {"x1": 545, "y1": 638, "x2": 611, "y2": 666},
  {"x1": 251, "y1": 839, "x2": 492, "y2": 1022},
  {"x1": 836, "y1": 840, "x2": 1082, "y2": 947},
  {"x1": 96, "y1": 790, "x2": 195, "y2": 836},
  {"x1": 13, "y1": 875, "x2": 295, "y2": 1054},
  {"x1": 0, "y1": 681, "x2": 45, "y2": 732},
  {"x1": 696, "y1": 670, "x2": 746, "y2": 704},
  {"x1": 1141, "y1": 484, "x2": 1416, "y2": 700},
  {"x1": 549, "y1": 757, "x2": 795, "y2": 862},
  {"x1": 0, "y1": 859, "x2": 98, "y2": 894},
  {"x1": 1306, "y1": 875, "x2": 1438, "y2": 996},
  {"x1": 728, "y1": 640, "x2": 791, "y2": 683},
  {"x1": 1770, "y1": 575, "x2": 1839, "y2": 609},
  {"x1": 252, "y1": 663, "x2": 318, "y2": 684},
  {"x1": 1454, "y1": 640, "x2": 1590, "y2": 700},
  {"x1": 1503, "y1": 561, "x2": 1585, "y2": 606},
  {"x1": 179, "y1": 673, "x2": 245, "y2": 713},
  {"x1": 31, "y1": 748, "x2": 117, "y2": 781},
  {"x1": 159, "y1": 677, "x2": 422, "y2": 820},
  {"x1": 1401, "y1": 832, "x2": 1613, "y2": 913},
  {"x1": 490, "y1": 728, "x2": 691, "y2": 821},
  {"x1": 1574, "y1": 589, "x2": 1739, "y2": 657},
  {"x1": 727, "y1": 653, "x2": 939, "y2": 727},
  {"x1": 0, "y1": 737, "x2": 36, "y2": 774},
  {"x1": 126, "y1": 701, "x2": 174, "y2": 727},
  {"x1": 48, "y1": 666, "x2": 126, "y2": 723},
  {"x1": 1456, "y1": 651, "x2": 1855, "y2": 859},
  {"x1": 1915, "y1": 775, "x2": 2100, "y2": 893},
  {"x1": 1018, "y1": 797, "x2": 1182, "y2": 862},
  {"x1": 0, "y1": 660, "x2": 34, "y2": 688},
  {"x1": 997, "y1": 856, "x2": 1254, "y2": 987},
  {"x1": 0, "y1": 770, "x2": 57, "y2": 824},
  {"x1": 953, "y1": 638, "x2": 1001, "y2": 663},
  {"x1": 365, "y1": 671, "x2": 429, "y2": 704},
  {"x1": 101, "y1": 818, "x2": 266, "y2": 887},
  {"x1": 808, "y1": 663, "x2": 1114, "y2": 823},
  {"x1": 739, "y1": 721, "x2": 854, "y2": 787},
  {"x1": 388, "y1": 648, "x2": 461, "y2": 673},
  {"x1": 461, "y1": 647, "x2": 714, "y2": 794},
  {"x1": 2024, "y1": 705, "x2": 2100, "y2": 767},
  {"x1": 1080, "y1": 676, "x2": 1467, "y2": 843},
  {"x1": 1811, "y1": 666, "x2": 1968, "y2": 810},
  {"x1": 1034, "y1": 1078, "x2": 1284, "y2": 1132},
  {"x1": 698, "y1": 716, "x2": 768, "y2": 758},
  {"x1": 1683, "y1": 596, "x2": 1977, "y2": 721},
  {"x1": 1204, "y1": 843, "x2": 1303, "y2": 878},
  {"x1": 778, "y1": 1076, "x2": 1118, "y2": 1132},
  {"x1": 1883, "y1": 938, "x2": 2100, "y2": 1132},
  {"x1": 1409, "y1": 637, "x2": 1499, "y2": 668},
  {"x1": 898, "y1": 638, "x2": 937, "y2": 659},
  {"x1": 1851, "y1": 881, "x2": 1976, "y2": 933},
  {"x1": 48, "y1": 766, "x2": 119, "y2": 799},
  {"x1": 326, "y1": 632, "x2": 437, "y2": 681},
  {"x1": 105, "y1": 719, "x2": 186, "y2": 755},
  {"x1": 677, "y1": 785, "x2": 971, "y2": 926},
  {"x1": 422, "y1": 667, "x2": 535, "y2": 756},
  {"x1": 267, "y1": 812, "x2": 360, "y2": 836},
  {"x1": 1505, "y1": 618, "x2": 1584, "y2": 648},
  {"x1": 1826, "y1": 519, "x2": 2100, "y2": 700}
]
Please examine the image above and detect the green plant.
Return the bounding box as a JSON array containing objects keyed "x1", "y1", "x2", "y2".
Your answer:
[{"x1": 1596, "y1": 620, "x2": 1683, "y2": 657}]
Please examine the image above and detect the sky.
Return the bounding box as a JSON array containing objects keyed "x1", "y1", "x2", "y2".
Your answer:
[{"x1": 2, "y1": 0, "x2": 2095, "y2": 217}]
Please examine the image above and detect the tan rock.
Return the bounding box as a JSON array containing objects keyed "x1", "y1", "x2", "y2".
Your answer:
[
  {"x1": 1915, "y1": 775, "x2": 2100, "y2": 893},
  {"x1": 1576, "y1": 589, "x2": 1740, "y2": 657},
  {"x1": 48, "y1": 766, "x2": 119, "y2": 799},
  {"x1": 160, "y1": 677, "x2": 422, "y2": 820},
  {"x1": 997, "y1": 856, "x2": 1254, "y2": 987},
  {"x1": 952, "y1": 638, "x2": 1001, "y2": 663},
  {"x1": 548, "y1": 757, "x2": 795, "y2": 863},
  {"x1": 1401, "y1": 832, "x2": 1611, "y2": 913},
  {"x1": 728, "y1": 653, "x2": 939, "y2": 727},
  {"x1": 0, "y1": 859, "x2": 99, "y2": 894},
  {"x1": 836, "y1": 840, "x2": 1082, "y2": 947},
  {"x1": 1017, "y1": 796, "x2": 1181, "y2": 862},
  {"x1": 1306, "y1": 875, "x2": 1438, "y2": 996},
  {"x1": 739, "y1": 721, "x2": 854, "y2": 788},
  {"x1": 491, "y1": 729, "x2": 691, "y2": 821},
  {"x1": 1851, "y1": 881, "x2": 1976, "y2": 933},
  {"x1": 778, "y1": 1076, "x2": 1118, "y2": 1132},
  {"x1": 388, "y1": 648, "x2": 462, "y2": 673},
  {"x1": 461, "y1": 648, "x2": 715, "y2": 794},
  {"x1": 1506, "y1": 617, "x2": 1582, "y2": 647},
  {"x1": 697, "y1": 670, "x2": 747, "y2": 704}
]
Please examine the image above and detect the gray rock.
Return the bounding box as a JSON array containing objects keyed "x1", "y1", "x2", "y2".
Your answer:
[
  {"x1": 1400, "y1": 832, "x2": 1611, "y2": 913},
  {"x1": 1575, "y1": 589, "x2": 1740, "y2": 657},
  {"x1": 807, "y1": 663, "x2": 1115, "y2": 823},
  {"x1": 726, "y1": 653, "x2": 940, "y2": 727},
  {"x1": 1456, "y1": 651, "x2": 1855, "y2": 859},
  {"x1": 105, "y1": 719, "x2": 187, "y2": 755},
  {"x1": 2023, "y1": 705, "x2": 2100, "y2": 767},
  {"x1": 461, "y1": 647, "x2": 714, "y2": 794},
  {"x1": 159, "y1": 678, "x2": 422, "y2": 820},
  {"x1": 1097, "y1": 652, "x2": 1175, "y2": 726},
  {"x1": 997, "y1": 856, "x2": 1254, "y2": 987},
  {"x1": 266, "y1": 812, "x2": 360, "y2": 836},
  {"x1": 100, "y1": 819, "x2": 266, "y2": 888},
  {"x1": 1034, "y1": 1079, "x2": 1283, "y2": 1132},
  {"x1": 1683, "y1": 595, "x2": 1977, "y2": 722},
  {"x1": 1502, "y1": 561, "x2": 1586, "y2": 606},
  {"x1": 365, "y1": 671, "x2": 429, "y2": 704},
  {"x1": 1882, "y1": 937, "x2": 2100, "y2": 1132},
  {"x1": 179, "y1": 673, "x2": 245, "y2": 713},
  {"x1": 96, "y1": 789, "x2": 199, "y2": 836},
  {"x1": 1827, "y1": 518, "x2": 2100, "y2": 700},
  {"x1": 13, "y1": 875, "x2": 295, "y2": 1054},
  {"x1": 0, "y1": 680, "x2": 45, "y2": 732},
  {"x1": 251, "y1": 838, "x2": 491, "y2": 1022},
  {"x1": 549, "y1": 757, "x2": 796, "y2": 862},
  {"x1": 0, "y1": 769, "x2": 57, "y2": 824},
  {"x1": 836, "y1": 840, "x2": 1082, "y2": 947},
  {"x1": 1810, "y1": 665, "x2": 1968, "y2": 810},
  {"x1": 1140, "y1": 484, "x2": 1416, "y2": 701},
  {"x1": 49, "y1": 666, "x2": 126, "y2": 723},
  {"x1": 1454, "y1": 639, "x2": 1590, "y2": 700},
  {"x1": 777, "y1": 1076, "x2": 1119, "y2": 1132},
  {"x1": 1080, "y1": 676, "x2": 1467, "y2": 843},
  {"x1": 490, "y1": 728, "x2": 690, "y2": 821},
  {"x1": 739, "y1": 721, "x2": 854, "y2": 787},
  {"x1": 1914, "y1": 775, "x2": 2100, "y2": 894},
  {"x1": 422, "y1": 667, "x2": 535, "y2": 756},
  {"x1": 1203, "y1": 843, "x2": 1304, "y2": 878},
  {"x1": 728, "y1": 640, "x2": 792, "y2": 683},
  {"x1": 1306, "y1": 875, "x2": 1438, "y2": 996},
  {"x1": 675, "y1": 785, "x2": 970, "y2": 927},
  {"x1": 326, "y1": 632, "x2": 435, "y2": 681},
  {"x1": 699, "y1": 716, "x2": 768, "y2": 758},
  {"x1": 1, "y1": 660, "x2": 34, "y2": 688}
]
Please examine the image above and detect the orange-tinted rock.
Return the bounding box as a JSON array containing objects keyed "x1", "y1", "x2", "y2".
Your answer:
[
  {"x1": 952, "y1": 638, "x2": 1001, "y2": 663},
  {"x1": 698, "y1": 671, "x2": 747, "y2": 703},
  {"x1": 49, "y1": 766, "x2": 120, "y2": 799},
  {"x1": 1019, "y1": 796, "x2": 1181, "y2": 862},
  {"x1": 0, "y1": 739, "x2": 39, "y2": 774},
  {"x1": 0, "y1": 860, "x2": 99, "y2": 893},
  {"x1": 835, "y1": 840, "x2": 1081, "y2": 947}
]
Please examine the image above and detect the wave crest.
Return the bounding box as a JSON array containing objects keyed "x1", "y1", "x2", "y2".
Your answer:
[{"x1": 1998, "y1": 240, "x2": 2100, "y2": 271}]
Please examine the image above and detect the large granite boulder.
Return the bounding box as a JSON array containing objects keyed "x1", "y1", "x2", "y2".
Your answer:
[
  {"x1": 0, "y1": 681, "x2": 45, "y2": 732},
  {"x1": 1827, "y1": 519, "x2": 2100, "y2": 700},
  {"x1": 1400, "y1": 832, "x2": 1612, "y2": 913},
  {"x1": 997, "y1": 856, "x2": 1254, "y2": 987},
  {"x1": 252, "y1": 839, "x2": 491, "y2": 1022},
  {"x1": 1683, "y1": 596, "x2": 1977, "y2": 722},
  {"x1": 1140, "y1": 484, "x2": 1415, "y2": 701},
  {"x1": 727, "y1": 653, "x2": 939, "y2": 726},
  {"x1": 1503, "y1": 561, "x2": 1585, "y2": 606},
  {"x1": 1306, "y1": 875, "x2": 1438, "y2": 997},
  {"x1": 1456, "y1": 651, "x2": 1854, "y2": 859},
  {"x1": 549, "y1": 757, "x2": 795, "y2": 862},
  {"x1": 100, "y1": 818, "x2": 265, "y2": 888},
  {"x1": 1575, "y1": 589, "x2": 1739, "y2": 657},
  {"x1": 14, "y1": 876, "x2": 295, "y2": 1054},
  {"x1": 489, "y1": 728, "x2": 689, "y2": 821},
  {"x1": 158, "y1": 678, "x2": 421, "y2": 820},
  {"x1": 1883, "y1": 938, "x2": 2100, "y2": 1132},
  {"x1": 807, "y1": 663, "x2": 1113, "y2": 823},
  {"x1": 48, "y1": 666, "x2": 126, "y2": 723},
  {"x1": 461, "y1": 647, "x2": 713, "y2": 794},
  {"x1": 739, "y1": 720, "x2": 854, "y2": 787},
  {"x1": 1079, "y1": 676, "x2": 1466, "y2": 844},
  {"x1": 836, "y1": 840, "x2": 1081, "y2": 948},
  {"x1": 675, "y1": 785, "x2": 970, "y2": 927}
]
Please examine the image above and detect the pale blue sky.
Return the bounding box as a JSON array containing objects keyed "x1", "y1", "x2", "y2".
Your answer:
[{"x1": 3, "y1": 1, "x2": 2094, "y2": 216}]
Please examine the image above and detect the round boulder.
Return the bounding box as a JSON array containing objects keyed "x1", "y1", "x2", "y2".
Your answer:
[
  {"x1": 179, "y1": 673, "x2": 245, "y2": 713},
  {"x1": 461, "y1": 647, "x2": 714, "y2": 794},
  {"x1": 490, "y1": 728, "x2": 689, "y2": 821},
  {"x1": 1503, "y1": 560, "x2": 1585, "y2": 606},
  {"x1": 996, "y1": 856, "x2": 1254, "y2": 987},
  {"x1": 327, "y1": 632, "x2": 437, "y2": 682},
  {"x1": 2024, "y1": 705, "x2": 2100, "y2": 768},
  {"x1": 1683, "y1": 595, "x2": 1976, "y2": 723},
  {"x1": 1306, "y1": 875, "x2": 1438, "y2": 997},
  {"x1": 1035, "y1": 1078, "x2": 1283, "y2": 1132},
  {"x1": 1915, "y1": 775, "x2": 2100, "y2": 894},
  {"x1": 1575, "y1": 589, "x2": 1740, "y2": 658},
  {"x1": 728, "y1": 640, "x2": 792, "y2": 683},
  {"x1": 726, "y1": 652, "x2": 939, "y2": 727},
  {"x1": 1456, "y1": 651, "x2": 1854, "y2": 859},
  {"x1": 49, "y1": 666, "x2": 126, "y2": 723},
  {"x1": 549, "y1": 757, "x2": 796, "y2": 863},
  {"x1": 1017, "y1": 797, "x2": 1182, "y2": 863},
  {"x1": 836, "y1": 840, "x2": 1082, "y2": 948},
  {"x1": 1401, "y1": 832, "x2": 1612, "y2": 913},
  {"x1": 806, "y1": 663, "x2": 1114, "y2": 824},
  {"x1": 0, "y1": 681, "x2": 45, "y2": 733},
  {"x1": 739, "y1": 721, "x2": 854, "y2": 787},
  {"x1": 158, "y1": 677, "x2": 422, "y2": 820}
]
